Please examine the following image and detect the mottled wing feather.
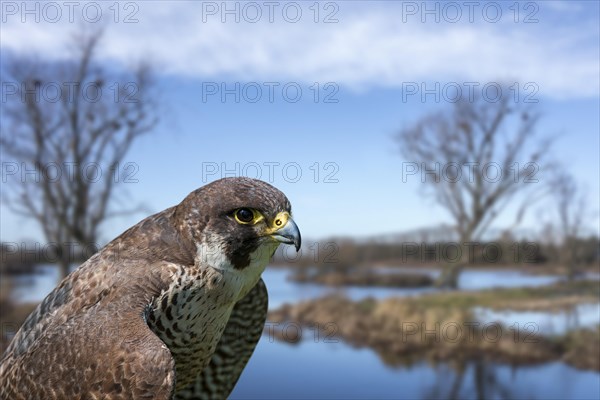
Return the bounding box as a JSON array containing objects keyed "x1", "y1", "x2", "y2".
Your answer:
[
  {"x1": 1, "y1": 303, "x2": 176, "y2": 400},
  {"x1": 2, "y1": 269, "x2": 76, "y2": 362},
  {"x1": 1, "y1": 258, "x2": 180, "y2": 400},
  {"x1": 174, "y1": 278, "x2": 268, "y2": 400}
]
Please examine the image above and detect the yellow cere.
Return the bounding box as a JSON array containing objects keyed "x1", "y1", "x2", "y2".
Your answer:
[{"x1": 266, "y1": 211, "x2": 290, "y2": 234}]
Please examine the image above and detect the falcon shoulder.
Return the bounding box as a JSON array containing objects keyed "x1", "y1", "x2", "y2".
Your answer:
[{"x1": 0, "y1": 259, "x2": 179, "y2": 400}]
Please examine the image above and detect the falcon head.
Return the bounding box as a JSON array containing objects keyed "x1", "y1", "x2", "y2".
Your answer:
[{"x1": 178, "y1": 177, "x2": 301, "y2": 272}]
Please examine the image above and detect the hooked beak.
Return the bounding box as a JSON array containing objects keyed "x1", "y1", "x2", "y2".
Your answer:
[{"x1": 270, "y1": 217, "x2": 301, "y2": 252}]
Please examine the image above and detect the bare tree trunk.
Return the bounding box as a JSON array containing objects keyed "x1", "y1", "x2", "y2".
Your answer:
[
  {"x1": 436, "y1": 263, "x2": 462, "y2": 289},
  {"x1": 551, "y1": 170, "x2": 587, "y2": 282},
  {"x1": 435, "y1": 240, "x2": 469, "y2": 288},
  {"x1": 566, "y1": 238, "x2": 580, "y2": 281}
]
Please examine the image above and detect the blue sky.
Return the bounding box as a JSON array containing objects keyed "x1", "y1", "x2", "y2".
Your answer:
[{"x1": 1, "y1": 1, "x2": 599, "y2": 243}]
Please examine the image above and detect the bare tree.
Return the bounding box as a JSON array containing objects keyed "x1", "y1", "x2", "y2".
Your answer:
[
  {"x1": 397, "y1": 91, "x2": 552, "y2": 288},
  {"x1": 550, "y1": 170, "x2": 588, "y2": 280},
  {"x1": 1, "y1": 30, "x2": 158, "y2": 278}
]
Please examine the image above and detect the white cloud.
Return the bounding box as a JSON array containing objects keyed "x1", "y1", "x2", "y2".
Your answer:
[
  {"x1": 543, "y1": 0, "x2": 583, "y2": 12},
  {"x1": 1, "y1": 1, "x2": 598, "y2": 99}
]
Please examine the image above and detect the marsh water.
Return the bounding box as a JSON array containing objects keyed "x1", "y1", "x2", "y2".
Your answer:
[
  {"x1": 231, "y1": 340, "x2": 599, "y2": 400},
  {"x1": 6, "y1": 265, "x2": 600, "y2": 399}
]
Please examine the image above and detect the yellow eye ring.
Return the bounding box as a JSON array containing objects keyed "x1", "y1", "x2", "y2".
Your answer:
[
  {"x1": 233, "y1": 208, "x2": 264, "y2": 225},
  {"x1": 235, "y1": 208, "x2": 254, "y2": 224}
]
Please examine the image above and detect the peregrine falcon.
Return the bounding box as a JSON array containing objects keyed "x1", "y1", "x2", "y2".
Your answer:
[{"x1": 0, "y1": 177, "x2": 301, "y2": 399}]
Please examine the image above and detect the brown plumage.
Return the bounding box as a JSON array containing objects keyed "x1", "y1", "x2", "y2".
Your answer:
[{"x1": 0, "y1": 177, "x2": 301, "y2": 399}]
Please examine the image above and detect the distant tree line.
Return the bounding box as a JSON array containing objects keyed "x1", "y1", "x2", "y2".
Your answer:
[
  {"x1": 272, "y1": 236, "x2": 600, "y2": 274},
  {"x1": 3, "y1": 235, "x2": 597, "y2": 278}
]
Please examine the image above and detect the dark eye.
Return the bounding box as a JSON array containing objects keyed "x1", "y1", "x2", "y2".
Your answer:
[{"x1": 235, "y1": 208, "x2": 254, "y2": 223}]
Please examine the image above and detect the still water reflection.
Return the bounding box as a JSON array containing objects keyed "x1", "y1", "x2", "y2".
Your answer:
[{"x1": 231, "y1": 339, "x2": 600, "y2": 400}]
